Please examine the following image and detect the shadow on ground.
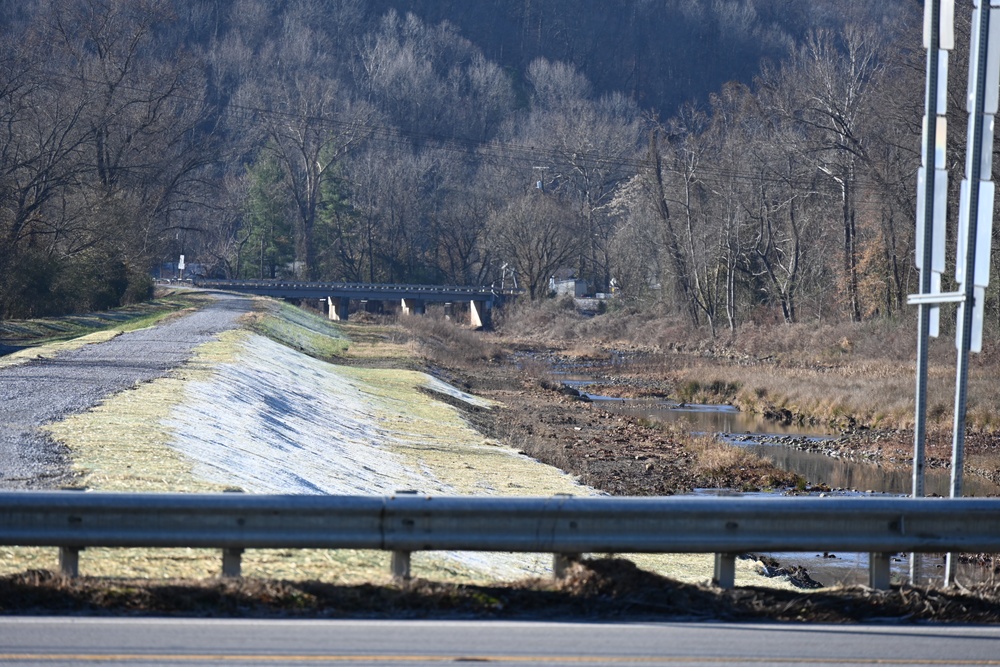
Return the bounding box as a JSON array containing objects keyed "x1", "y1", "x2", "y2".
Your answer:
[{"x1": 3, "y1": 558, "x2": 999, "y2": 623}]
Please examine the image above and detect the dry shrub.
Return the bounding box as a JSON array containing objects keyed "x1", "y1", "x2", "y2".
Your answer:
[
  {"x1": 496, "y1": 297, "x2": 586, "y2": 342},
  {"x1": 687, "y1": 433, "x2": 798, "y2": 491},
  {"x1": 399, "y1": 314, "x2": 502, "y2": 368},
  {"x1": 563, "y1": 343, "x2": 606, "y2": 360}
]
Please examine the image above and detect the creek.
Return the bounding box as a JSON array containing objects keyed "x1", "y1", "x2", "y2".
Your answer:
[
  {"x1": 561, "y1": 377, "x2": 1000, "y2": 498},
  {"x1": 553, "y1": 370, "x2": 1000, "y2": 587}
]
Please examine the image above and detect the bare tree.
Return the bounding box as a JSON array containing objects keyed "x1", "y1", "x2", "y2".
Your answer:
[
  {"x1": 487, "y1": 190, "x2": 580, "y2": 299},
  {"x1": 237, "y1": 17, "x2": 374, "y2": 280}
]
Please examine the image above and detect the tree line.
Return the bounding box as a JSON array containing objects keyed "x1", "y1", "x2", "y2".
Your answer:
[{"x1": 2, "y1": 0, "x2": 992, "y2": 333}]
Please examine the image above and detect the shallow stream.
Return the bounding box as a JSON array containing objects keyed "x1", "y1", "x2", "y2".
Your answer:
[{"x1": 553, "y1": 367, "x2": 1000, "y2": 587}]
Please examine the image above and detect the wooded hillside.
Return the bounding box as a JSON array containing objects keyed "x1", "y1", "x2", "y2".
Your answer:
[{"x1": 3, "y1": 0, "x2": 987, "y2": 335}]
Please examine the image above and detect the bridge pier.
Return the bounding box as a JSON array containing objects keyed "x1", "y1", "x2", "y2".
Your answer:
[
  {"x1": 401, "y1": 298, "x2": 425, "y2": 316},
  {"x1": 470, "y1": 300, "x2": 492, "y2": 329},
  {"x1": 327, "y1": 297, "x2": 349, "y2": 322}
]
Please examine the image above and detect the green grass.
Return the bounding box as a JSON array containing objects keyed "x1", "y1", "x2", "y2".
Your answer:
[
  {"x1": 244, "y1": 300, "x2": 351, "y2": 361},
  {"x1": 0, "y1": 290, "x2": 209, "y2": 347}
]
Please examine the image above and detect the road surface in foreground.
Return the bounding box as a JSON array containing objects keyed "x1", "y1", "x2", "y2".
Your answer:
[{"x1": 1, "y1": 617, "x2": 998, "y2": 666}]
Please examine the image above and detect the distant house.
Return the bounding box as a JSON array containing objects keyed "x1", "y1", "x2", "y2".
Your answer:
[{"x1": 549, "y1": 269, "x2": 588, "y2": 297}]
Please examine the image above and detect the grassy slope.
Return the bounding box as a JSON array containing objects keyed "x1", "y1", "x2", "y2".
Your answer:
[{"x1": 7, "y1": 297, "x2": 785, "y2": 589}]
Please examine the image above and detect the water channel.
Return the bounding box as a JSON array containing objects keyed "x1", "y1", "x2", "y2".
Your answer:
[
  {"x1": 556, "y1": 374, "x2": 1000, "y2": 587},
  {"x1": 587, "y1": 394, "x2": 1000, "y2": 498}
]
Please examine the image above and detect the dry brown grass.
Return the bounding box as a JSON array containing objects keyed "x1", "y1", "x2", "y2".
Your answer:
[
  {"x1": 495, "y1": 300, "x2": 1000, "y2": 432},
  {"x1": 398, "y1": 314, "x2": 503, "y2": 367},
  {"x1": 685, "y1": 432, "x2": 799, "y2": 490}
]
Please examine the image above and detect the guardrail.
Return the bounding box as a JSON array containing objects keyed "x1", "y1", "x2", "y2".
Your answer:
[
  {"x1": 2, "y1": 492, "x2": 999, "y2": 589},
  {"x1": 192, "y1": 279, "x2": 523, "y2": 299}
]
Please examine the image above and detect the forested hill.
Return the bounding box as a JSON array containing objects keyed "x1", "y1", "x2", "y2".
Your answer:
[
  {"x1": 370, "y1": 0, "x2": 908, "y2": 117},
  {"x1": 0, "y1": 0, "x2": 957, "y2": 335},
  {"x1": 165, "y1": 0, "x2": 911, "y2": 117}
]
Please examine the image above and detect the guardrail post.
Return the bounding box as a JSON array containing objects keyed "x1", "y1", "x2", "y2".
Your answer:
[
  {"x1": 868, "y1": 552, "x2": 892, "y2": 590},
  {"x1": 713, "y1": 553, "x2": 736, "y2": 589},
  {"x1": 222, "y1": 547, "x2": 243, "y2": 578},
  {"x1": 58, "y1": 546, "x2": 81, "y2": 578},
  {"x1": 553, "y1": 553, "x2": 580, "y2": 579},
  {"x1": 391, "y1": 550, "x2": 411, "y2": 580}
]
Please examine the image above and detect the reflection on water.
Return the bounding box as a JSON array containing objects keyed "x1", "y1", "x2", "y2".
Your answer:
[
  {"x1": 574, "y1": 379, "x2": 1000, "y2": 586},
  {"x1": 600, "y1": 398, "x2": 832, "y2": 436},
  {"x1": 766, "y1": 549, "x2": 997, "y2": 588},
  {"x1": 593, "y1": 394, "x2": 1000, "y2": 497},
  {"x1": 745, "y1": 442, "x2": 1000, "y2": 497}
]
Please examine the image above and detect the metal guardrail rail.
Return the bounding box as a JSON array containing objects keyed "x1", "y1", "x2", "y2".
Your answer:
[{"x1": 2, "y1": 492, "x2": 999, "y2": 589}]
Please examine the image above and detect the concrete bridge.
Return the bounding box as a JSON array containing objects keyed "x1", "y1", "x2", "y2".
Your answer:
[{"x1": 192, "y1": 279, "x2": 515, "y2": 328}]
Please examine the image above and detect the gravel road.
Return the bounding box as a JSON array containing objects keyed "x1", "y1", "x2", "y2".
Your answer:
[{"x1": 0, "y1": 292, "x2": 252, "y2": 489}]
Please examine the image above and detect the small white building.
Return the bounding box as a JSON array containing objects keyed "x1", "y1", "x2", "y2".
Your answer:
[{"x1": 549, "y1": 273, "x2": 588, "y2": 297}]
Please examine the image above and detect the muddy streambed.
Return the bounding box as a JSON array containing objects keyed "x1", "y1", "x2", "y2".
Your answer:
[
  {"x1": 594, "y1": 394, "x2": 1000, "y2": 498},
  {"x1": 562, "y1": 376, "x2": 1000, "y2": 498},
  {"x1": 554, "y1": 369, "x2": 1000, "y2": 587},
  {"x1": 602, "y1": 396, "x2": 1000, "y2": 587}
]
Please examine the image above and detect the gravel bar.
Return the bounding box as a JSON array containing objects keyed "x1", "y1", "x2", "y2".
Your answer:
[{"x1": 0, "y1": 292, "x2": 253, "y2": 489}]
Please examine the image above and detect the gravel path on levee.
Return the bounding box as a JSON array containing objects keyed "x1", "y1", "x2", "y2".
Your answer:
[{"x1": 0, "y1": 292, "x2": 252, "y2": 489}]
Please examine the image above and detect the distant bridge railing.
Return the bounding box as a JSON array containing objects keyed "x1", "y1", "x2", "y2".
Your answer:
[
  {"x1": 2, "y1": 492, "x2": 999, "y2": 589},
  {"x1": 192, "y1": 279, "x2": 520, "y2": 303}
]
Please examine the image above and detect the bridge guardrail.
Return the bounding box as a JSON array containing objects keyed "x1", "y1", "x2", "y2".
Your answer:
[
  {"x1": 193, "y1": 279, "x2": 516, "y2": 298},
  {"x1": 2, "y1": 492, "x2": 998, "y2": 588}
]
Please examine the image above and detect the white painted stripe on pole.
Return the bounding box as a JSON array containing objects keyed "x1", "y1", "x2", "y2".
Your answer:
[
  {"x1": 936, "y1": 51, "x2": 950, "y2": 114},
  {"x1": 975, "y1": 180, "x2": 994, "y2": 287},
  {"x1": 930, "y1": 273, "x2": 942, "y2": 337},
  {"x1": 973, "y1": 285, "x2": 986, "y2": 352},
  {"x1": 942, "y1": 0, "x2": 957, "y2": 48},
  {"x1": 916, "y1": 167, "x2": 927, "y2": 270},
  {"x1": 965, "y1": 115, "x2": 974, "y2": 176},
  {"x1": 987, "y1": 8, "x2": 1000, "y2": 113},
  {"x1": 934, "y1": 169, "x2": 948, "y2": 273},
  {"x1": 968, "y1": 7, "x2": 980, "y2": 109},
  {"x1": 916, "y1": 168, "x2": 948, "y2": 275},
  {"x1": 924, "y1": 0, "x2": 932, "y2": 47},
  {"x1": 956, "y1": 301, "x2": 966, "y2": 352},
  {"x1": 979, "y1": 116, "x2": 996, "y2": 176},
  {"x1": 935, "y1": 115, "x2": 948, "y2": 169},
  {"x1": 957, "y1": 179, "x2": 970, "y2": 284},
  {"x1": 928, "y1": 0, "x2": 957, "y2": 49},
  {"x1": 969, "y1": 5, "x2": 985, "y2": 112},
  {"x1": 956, "y1": 288, "x2": 987, "y2": 353}
]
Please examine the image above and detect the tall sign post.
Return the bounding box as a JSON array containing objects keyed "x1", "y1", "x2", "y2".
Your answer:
[
  {"x1": 910, "y1": 0, "x2": 954, "y2": 585},
  {"x1": 909, "y1": 0, "x2": 998, "y2": 587},
  {"x1": 946, "y1": 0, "x2": 999, "y2": 586}
]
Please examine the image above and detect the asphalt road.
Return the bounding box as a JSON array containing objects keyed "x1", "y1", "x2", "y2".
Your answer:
[{"x1": 1, "y1": 618, "x2": 999, "y2": 666}]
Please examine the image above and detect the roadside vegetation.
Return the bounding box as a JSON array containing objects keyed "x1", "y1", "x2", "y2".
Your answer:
[{"x1": 0, "y1": 289, "x2": 207, "y2": 348}]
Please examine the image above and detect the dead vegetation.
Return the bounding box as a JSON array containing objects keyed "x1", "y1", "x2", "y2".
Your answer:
[
  {"x1": 494, "y1": 301, "x2": 1000, "y2": 443},
  {"x1": 4, "y1": 558, "x2": 1000, "y2": 622}
]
